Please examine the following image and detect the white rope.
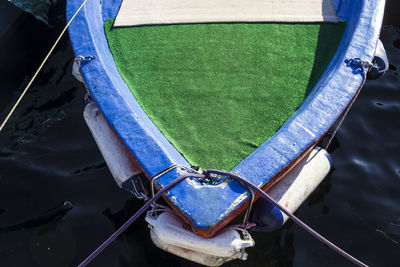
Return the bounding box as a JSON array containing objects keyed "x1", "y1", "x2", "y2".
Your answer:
[{"x1": 0, "y1": 0, "x2": 89, "y2": 133}]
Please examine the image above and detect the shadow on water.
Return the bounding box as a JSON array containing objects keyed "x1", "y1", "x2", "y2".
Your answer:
[
  {"x1": 383, "y1": 1, "x2": 400, "y2": 27},
  {"x1": 0, "y1": 13, "x2": 53, "y2": 121},
  {"x1": 0, "y1": 202, "x2": 72, "y2": 234}
]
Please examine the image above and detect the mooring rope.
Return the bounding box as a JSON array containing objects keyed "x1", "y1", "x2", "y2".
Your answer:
[
  {"x1": 77, "y1": 172, "x2": 204, "y2": 267},
  {"x1": 78, "y1": 169, "x2": 368, "y2": 267},
  {"x1": 0, "y1": 0, "x2": 88, "y2": 133}
]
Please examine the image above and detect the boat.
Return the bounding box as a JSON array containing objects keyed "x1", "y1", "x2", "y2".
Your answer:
[{"x1": 67, "y1": 0, "x2": 386, "y2": 265}]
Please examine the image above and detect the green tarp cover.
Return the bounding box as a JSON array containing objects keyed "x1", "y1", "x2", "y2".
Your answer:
[{"x1": 105, "y1": 20, "x2": 345, "y2": 170}]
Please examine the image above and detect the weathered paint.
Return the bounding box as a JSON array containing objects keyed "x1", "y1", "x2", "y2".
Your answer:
[{"x1": 67, "y1": 0, "x2": 386, "y2": 237}]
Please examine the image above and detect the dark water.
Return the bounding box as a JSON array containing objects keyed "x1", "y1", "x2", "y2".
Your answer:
[{"x1": 0, "y1": 1, "x2": 399, "y2": 266}]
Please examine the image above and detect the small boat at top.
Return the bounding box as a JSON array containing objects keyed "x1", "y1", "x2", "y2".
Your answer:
[
  {"x1": 67, "y1": 0, "x2": 385, "y2": 265},
  {"x1": 6, "y1": 0, "x2": 52, "y2": 24},
  {"x1": 0, "y1": 1, "x2": 23, "y2": 41}
]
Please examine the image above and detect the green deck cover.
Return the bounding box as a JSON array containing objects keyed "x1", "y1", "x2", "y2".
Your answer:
[{"x1": 105, "y1": 20, "x2": 345, "y2": 170}]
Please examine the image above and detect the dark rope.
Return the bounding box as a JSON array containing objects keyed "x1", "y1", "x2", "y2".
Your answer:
[
  {"x1": 77, "y1": 173, "x2": 204, "y2": 267},
  {"x1": 205, "y1": 170, "x2": 368, "y2": 267},
  {"x1": 78, "y1": 170, "x2": 368, "y2": 267}
]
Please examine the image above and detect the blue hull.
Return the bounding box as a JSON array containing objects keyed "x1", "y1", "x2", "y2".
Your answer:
[{"x1": 67, "y1": 0, "x2": 385, "y2": 237}]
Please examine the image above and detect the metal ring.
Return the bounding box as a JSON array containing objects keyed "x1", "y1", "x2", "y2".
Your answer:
[{"x1": 150, "y1": 164, "x2": 197, "y2": 198}]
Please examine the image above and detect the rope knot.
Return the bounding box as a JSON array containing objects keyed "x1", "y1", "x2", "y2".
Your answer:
[{"x1": 197, "y1": 169, "x2": 229, "y2": 185}]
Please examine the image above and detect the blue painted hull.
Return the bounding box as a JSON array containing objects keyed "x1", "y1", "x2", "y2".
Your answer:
[{"x1": 67, "y1": 0, "x2": 385, "y2": 237}]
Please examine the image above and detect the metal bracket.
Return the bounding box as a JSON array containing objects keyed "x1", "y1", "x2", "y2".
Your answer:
[
  {"x1": 122, "y1": 173, "x2": 149, "y2": 200},
  {"x1": 150, "y1": 164, "x2": 198, "y2": 198},
  {"x1": 242, "y1": 187, "x2": 255, "y2": 225},
  {"x1": 74, "y1": 55, "x2": 95, "y2": 65}
]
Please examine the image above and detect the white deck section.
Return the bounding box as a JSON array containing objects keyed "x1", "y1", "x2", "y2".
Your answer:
[{"x1": 114, "y1": 0, "x2": 337, "y2": 27}]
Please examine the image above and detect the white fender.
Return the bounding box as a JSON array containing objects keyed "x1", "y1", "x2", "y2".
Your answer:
[
  {"x1": 84, "y1": 102, "x2": 141, "y2": 186},
  {"x1": 146, "y1": 211, "x2": 255, "y2": 266},
  {"x1": 268, "y1": 147, "x2": 331, "y2": 223},
  {"x1": 72, "y1": 59, "x2": 84, "y2": 83}
]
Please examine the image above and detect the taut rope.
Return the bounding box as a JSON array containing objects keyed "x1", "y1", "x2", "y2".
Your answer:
[
  {"x1": 78, "y1": 169, "x2": 369, "y2": 267},
  {"x1": 0, "y1": 0, "x2": 88, "y2": 133}
]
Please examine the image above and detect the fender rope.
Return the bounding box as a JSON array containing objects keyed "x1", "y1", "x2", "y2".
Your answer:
[
  {"x1": 78, "y1": 169, "x2": 368, "y2": 267},
  {"x1": 0, "y1": 0, "x2": 88, "y2": 133}
]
